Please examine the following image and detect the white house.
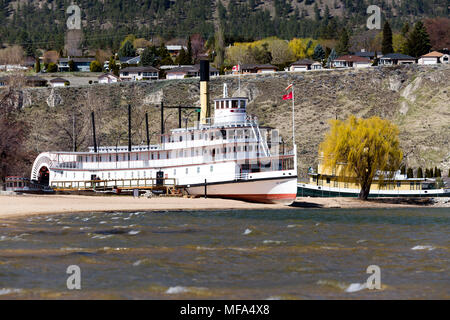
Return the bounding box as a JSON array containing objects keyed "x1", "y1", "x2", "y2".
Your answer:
[
  {"x1": 165, "y1": 64, "x2": 219, "y2": 80},
  {"x1": 332, "y1": 55, "x2": 371, "y2": 68},
  {"x1": 379, "y1": 53, "x2": 416, "y2": 65},
  {"x1": 290, "y1": 59, "x2": 314, "y2": 71},
  {"x1": 98, "y1": 73, "x2": 120, "y2": 84},
  {"x1": 418, "y1": 51, "x2": 449, "y2": 65},
  {"x1": 311, "y1": 62, "x2": 323, "y2": 70},
  {"x1": 119, "y1": 66, "x2": 159, "y2": 81},
  {"x1": 49, "y1": 78, "x2": 69, "y2": 87}
]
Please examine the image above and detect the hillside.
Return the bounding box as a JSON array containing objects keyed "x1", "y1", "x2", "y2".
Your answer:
[
  {"x1": 0, "y1": 0, "x2": 448, "y2": 52},
  {"x1": 10, "y1": 64, "x2": 450, "y2": 179}
]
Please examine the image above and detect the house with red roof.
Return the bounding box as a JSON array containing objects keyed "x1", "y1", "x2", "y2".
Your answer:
[{"x1": 332, "y1": 55, "x2": 372, "y2": 68}]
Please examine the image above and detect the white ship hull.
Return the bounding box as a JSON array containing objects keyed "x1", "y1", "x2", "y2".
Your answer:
[{"x1": 187, "y1": 176, "x2": 297, "y2": 205}]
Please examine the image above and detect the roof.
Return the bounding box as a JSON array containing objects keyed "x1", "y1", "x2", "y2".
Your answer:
[
  {"x1": 120, "y1": 66, "x2": 159, "y2": 73},
  {"x1": 291, "y1": 59, "x2": 315, "y2": 66},
  {"x1": 334, "y1": 55, "x2": 371, "y2": 63},
  {"x1": 119, "y1": 56, "x2": 141, "y2": 64},
  {"x1": 380, "y1": 53, "x2": 415, "y2": 60},
  {"x1": 166, "y1": 45, "x2": 187, "y2": 51},
  {"x1": 59, "y1": 57, "x2": 95, "y2": 63},
  {"x1": 98, "y1": 73, "x2": 119, "y2": 79},
  {"x1": 354, "y1": 51, "x2": 382, "y2": 58},
  {"x1": 421, "y1": 51, "x2": 444, "y2": 58},
  {"x1": 49, "y1": 78, "x2": 69, "y2": 83},
  {"x1": 165, "y1": 64, "x2": 219, "y2": 74}
]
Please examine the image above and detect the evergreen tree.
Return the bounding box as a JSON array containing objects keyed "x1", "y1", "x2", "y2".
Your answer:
[
  {"x1": 141, "y1": 46, "x2": 158, "y2": 66},
  {"x1": 314, "y1": 3, "x2": 321, "y2": 21},
  {"x1": 407, "y1": 168, "x2": 413, "y2": 178},
  {"x1": 335, "y1": 28, "x2": 349, "y2": 56},
  {"x1": 400, "y1": 165, "x2": 406, "y2": 175},
  {"x1": 417, "y1": 167, "x2": 423, "y2": 178},
  {"x1": 68, "y1": 60, "x2": 75, "y2": 72},
  {"x1": 34, "y1": 57, "x2": 40, "y2": 73},
  {"x1": 118, "y1": 41, "x2": 136, "y2": 58},
  {"x1": 382, "y1": 21, "x2": 394, "y2": 54},
  {"x1": 313, "y1": 44, "x2": 325, "y2": 61},
  {"x1": 327, "y1": 48, "x2": 338, "y2": 67},
  {"x1": 401, "y1": 22, "x2": 410, "y2": 37},
  {"x1": 406, "y1": 21, "x2": 431, "y2": 57},
  {"x1": 187, "y1": 37, "x2": 193, "y2": 65}
]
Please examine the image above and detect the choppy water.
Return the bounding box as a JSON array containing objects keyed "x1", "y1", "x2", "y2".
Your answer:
[{"x1": 0, "y1": 208, "x2": 448, "y2": 299}]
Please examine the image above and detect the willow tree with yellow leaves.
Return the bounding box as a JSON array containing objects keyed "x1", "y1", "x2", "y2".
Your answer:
[{"x1": 319, "y1": 116, "x2": 403, "y2": 200}]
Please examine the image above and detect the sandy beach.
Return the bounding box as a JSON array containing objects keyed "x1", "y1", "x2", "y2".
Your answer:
[{"x1": 0, "y1": 193, "x2": 446, "y2": 219}]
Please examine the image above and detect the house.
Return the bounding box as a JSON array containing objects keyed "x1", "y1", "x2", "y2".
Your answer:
[
  {"x1": 98, "y1": 73, "x2": 120, "y2": 84},
  {"x1": 379, "y1": 53, "x2": 416, "y2": 66},
  {"x1": 290, "y1": 59, "x2": 315, "y2": 71},
  {"x1": 0, "y1": 76, "x2": 7, "y2": 86},
  {"x1": 418, "y1": 51, "x2": 450, "y2": 65},
  {"x1": 49, "y1": 78, "x2": 69, "y2": 87},
  {"x1": 165, "y1": 64, "x2": 219, "y2": 80},
  {"x1": 0, "y1": 76, "x2": 47, "y2": 87},
  {"x1": 58, "y1": 57, "x2": 95, "y2": 72},
  {"x1": 166, "y1": 45, "x2": 187, "y2": 57},
  {"x1": 311, "y1": 62, "x2": 323, "y2": 70},
  {"x1": 332, "y1": 55, "x2": 371, "y2": 68},
  {"x1": 236, "y1": 64, "x2": 278, "y2": 74},
  {"x1": 119, "y1": 56, "x2": 141, "y2": 66},
  {"x1": 25, "y1": 76, "x2": 48, "y2": 87},
  {"x1": 119, "y1": 66, "x2": 159, "y2": 81},
  {"x1": 354, "y1": 50, "x2": 383, "y2": 60}
]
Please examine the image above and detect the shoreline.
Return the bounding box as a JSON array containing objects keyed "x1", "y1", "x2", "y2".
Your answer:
[{"x1": 0, "y1": 194, "x2": 447, "y2": 219}]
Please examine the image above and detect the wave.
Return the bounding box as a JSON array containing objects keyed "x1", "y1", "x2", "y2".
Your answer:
[
  {"x1": 411, "y1": 245, "x2": 435, "y2": 251},
  {"x1": 243, "y1": 228, "x2": 252, "y2": 235},
  {"x1": 166, "y1": 286, "x2": 189, "y2": 294},
  {"x1": 0, "y1": 288, "x2": 22, "y2": 296}
]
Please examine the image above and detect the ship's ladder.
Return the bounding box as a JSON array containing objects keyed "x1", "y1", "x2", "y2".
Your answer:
[{"x1": 250, "y1": 120, "x2": 270, "y2": 157}]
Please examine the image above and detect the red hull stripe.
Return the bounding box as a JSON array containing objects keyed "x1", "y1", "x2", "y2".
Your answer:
[{"x1": 214, "y1": 193, "x2": 297, "y2": 204}]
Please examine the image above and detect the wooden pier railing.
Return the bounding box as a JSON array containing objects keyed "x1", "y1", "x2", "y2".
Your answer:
[{"x1": 52, "y1": 178, "x2": 179, "y2": 195}]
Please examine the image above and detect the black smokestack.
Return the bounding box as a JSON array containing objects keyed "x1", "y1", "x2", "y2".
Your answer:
[
  {"x1": 200, "y1": 60, "x2": 209, "y2": 82},
  {"x1": 91, "y1": 112, "x2": 97, "y2": 153},
  {"x1": 128, "y1": 104, "x2": 132, "y2": 152}
]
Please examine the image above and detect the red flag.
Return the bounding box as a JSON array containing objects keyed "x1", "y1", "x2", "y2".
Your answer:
[{"x1": 282, "y1": 91, "x2": 293, "y2": 100}]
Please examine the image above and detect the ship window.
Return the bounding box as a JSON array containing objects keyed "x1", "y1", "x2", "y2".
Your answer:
[
  {"x1": 174, "y1": 169, "x2": 176, "y2": 176},
  {"x1": 185, "y1": 168, "x2": 189, "y2": 174},
  {"x1": 232, "y1": 100, "x2": 238, "y2": 108},
  {"x1": 326, "y1": 178, "x2": 331, "y2": 184},
  {"x1": 109, "y1": 155, "x2": 112, "y2": 162},
  {"x1": 197, "y1": 167, "x2": 200, "y2": 173},
  {"x1": 410, "y1": 183, "x2": 414, "y2": 190},
  {"x1": 210, "y1": 165, "x2": 213, "y2": 172},
  {"x1": 221, "y1": 101, "x2": 224, "y2": 109},
  {"x1": 397, "y1": 182, "x2": 401, "y2": 188},
  {"x1": 179, "y1": 136, "x2": 183, "y2": 142}
]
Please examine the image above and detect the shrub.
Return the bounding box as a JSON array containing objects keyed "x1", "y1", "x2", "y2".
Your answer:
[
  {"x1": 90, "y1": 60, "x2": 102, "y2": 72},
  {"x1": 47, "y1": 63, "x2": 58, "y2": 72}
]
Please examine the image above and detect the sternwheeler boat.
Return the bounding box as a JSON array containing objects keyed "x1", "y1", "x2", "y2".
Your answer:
[{"x1": 30, "y1": 61, "x2": 298, "y2": 204}]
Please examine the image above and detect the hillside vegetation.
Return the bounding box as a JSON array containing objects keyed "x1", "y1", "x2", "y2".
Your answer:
[
  {"x1": 0, "y1": 0, "x2": 448, "y2": 52},
  {"x1": 8, "y1": 64, "x2": 449, "y2": 179}
]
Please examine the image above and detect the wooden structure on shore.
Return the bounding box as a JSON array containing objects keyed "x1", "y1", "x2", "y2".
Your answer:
[{"x1": 52, "y1": 177, "x2": 180, "y2": 195}]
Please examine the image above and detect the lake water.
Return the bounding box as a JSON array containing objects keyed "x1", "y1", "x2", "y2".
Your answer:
[{"x1": 0, "y1": 208, "x2": 448, "y2": 299}]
